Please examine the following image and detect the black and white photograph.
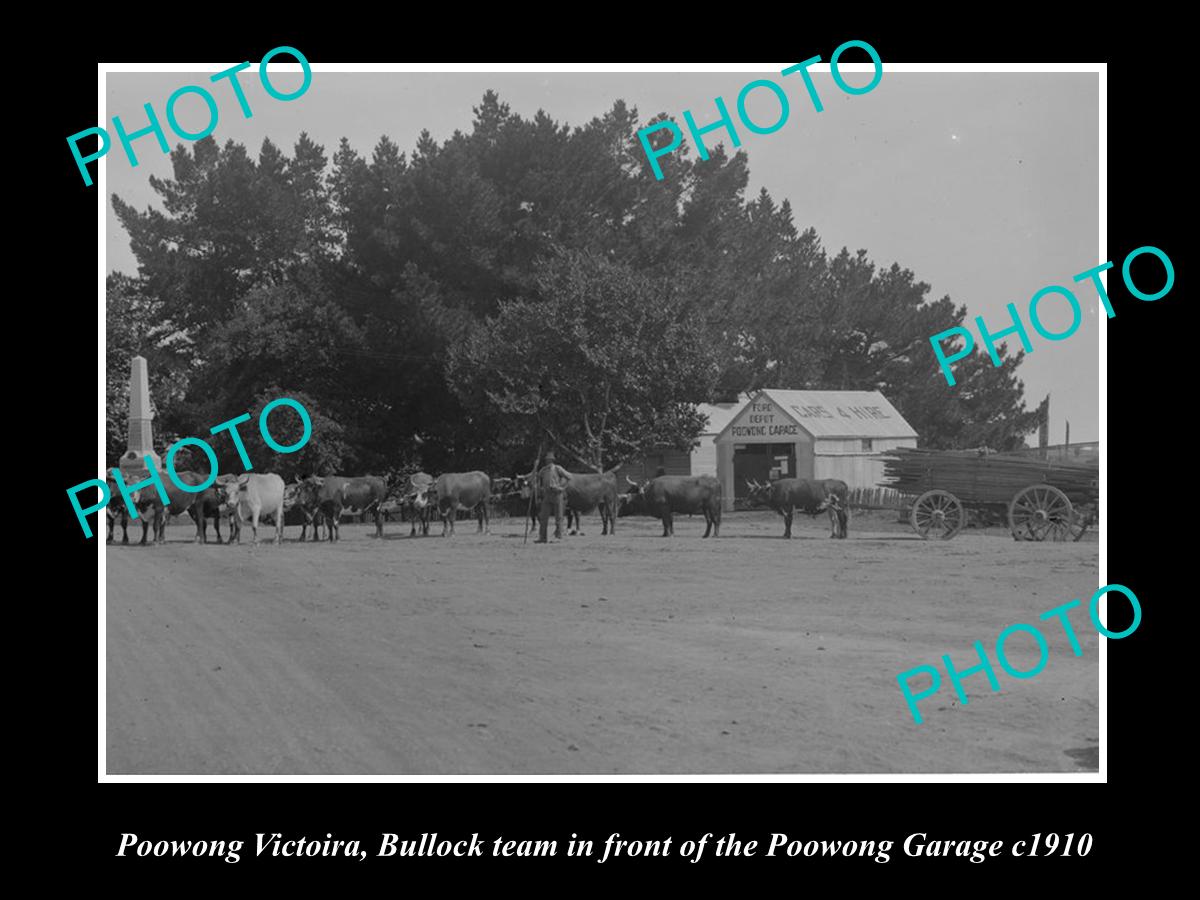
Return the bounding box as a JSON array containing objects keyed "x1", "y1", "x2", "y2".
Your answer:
[{"x1": 96, "y1": 62, "x2": 1104, "y2": 777}]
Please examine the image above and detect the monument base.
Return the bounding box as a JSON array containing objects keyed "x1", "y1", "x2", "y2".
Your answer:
[{"x1": 119, "y1": 449, "x2": 161, "y2": 482}]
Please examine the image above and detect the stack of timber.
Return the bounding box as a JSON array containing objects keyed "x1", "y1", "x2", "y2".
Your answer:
[
  {"x1": 879, "y1": 448, "x2": 1098, "y2": 504},
  {"x1": 845, "y1": 486, "x2": 912, "y2": 510}
]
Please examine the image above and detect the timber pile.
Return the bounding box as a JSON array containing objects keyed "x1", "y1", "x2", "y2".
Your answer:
[{"x1": 880, "y1": 448, "x2": 1098, "y2": 504}]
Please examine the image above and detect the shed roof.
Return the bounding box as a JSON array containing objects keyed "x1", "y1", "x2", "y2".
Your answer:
[
  {"x1": 715, "y1": 389, "x2": 918, "y2": 441},
  {"x1": 696, "y1": 394, "x2": 752, "y2": 435}
]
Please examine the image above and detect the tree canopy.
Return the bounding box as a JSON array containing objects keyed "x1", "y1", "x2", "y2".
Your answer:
[
  {"x1": 447, "y1": 249, "x2": 718, "y2": 471},
  {"x1": 109, "y1": 89, "x2": 1041, "y2": 475}
]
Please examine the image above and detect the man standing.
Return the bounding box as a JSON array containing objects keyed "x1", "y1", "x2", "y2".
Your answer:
[{"x1": 535, "y1": 450, "x2": 572, "y2": 543}]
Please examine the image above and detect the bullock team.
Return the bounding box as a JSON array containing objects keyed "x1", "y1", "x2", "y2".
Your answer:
[{"x1": 105, "y1": 463, "x2": 850, "y2": 546}]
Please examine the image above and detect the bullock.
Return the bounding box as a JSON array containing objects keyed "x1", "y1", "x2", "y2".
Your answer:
[
  {"x1": 300, "y1": 475, "x2": 388, "y2": 542},
  {"x1": 402, "y1": 472, "x2": 436, "y2": 537},
  {"x1": 311, "y1": 475, "x2": 349, "y2": 542},
  {"x1": 285, "y1": 501, "x2": 320, "y2": 538},
  {"x1": 119, "y1": 469, "x2": 209, "y2": 544},
  {"x1": 284, "y1": 479, "x2": 326, "y2": 541},
  {"x1": 574, "y1": 471, "x2": 620, "y2": 535},
  {"x1": 218, "y1": 473, "x2": 287, "y2": 544},
  {"x1": 106, "y1": 475, "x2": 130, "y2": 544},
  {"x1": 512, "y1": 474, "x2": 539, "y2": 532},
  {"x1": 403, "y1": 487, "x2": 437, "y2": 536},
  {"x1": 627, "y1": 474, "x2": 722, "y2": 538},
  {"x1": 225, "y1": 507, "x2": 292, "y2": 544},
  {"x1": 513, "y1": 472, "x2": 552, "y2": 533},
  {"x1": 435, "y1": 471, "x2": 492, "y2": 536},
  {"x1": 341, "y1": 476, "x2": 389, "y2": 538},
  {"x1": 490, "y1": 476, "x2": 517, "y2": 497},
  {"x1": 187, "y1": 483, "x2": 227, "y2": 544},
  {"x1": 107, "y1": 478, "x2": 157, "y2": 544},
  {"x1": 745, "y1": 477, "x2": 850, "y2": 539},
  {"x1": 562, "y1": 505, "x2": 595, "y2": 533},
  {"x1": 562, "y1": 471, "x2": 621, "y2": 535},
  {"x1": 225, "y1": 502, "x2": 298, "y2": 544},
  {"x1": 487, "y1": 479, "x2": 530, "y2": 521},
  {"x1": 509, "y1": 469, "x2": 618, "y2": 536},
  {"x1": 616, "y1": 486, "x2": 647, "y2": 518}
]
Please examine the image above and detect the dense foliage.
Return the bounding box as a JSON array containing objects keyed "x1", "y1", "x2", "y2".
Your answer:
[
  {"x1": 109, "y1": 90, "x2": 1040, "y2": 473},
  {"x1": 447, "y1": 250, "x2": 719, "y2": 471}
]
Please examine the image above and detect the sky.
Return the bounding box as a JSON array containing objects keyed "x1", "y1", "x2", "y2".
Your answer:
[{"x1": 105, "y1": 69, "x2": 1101, "y2": 445}]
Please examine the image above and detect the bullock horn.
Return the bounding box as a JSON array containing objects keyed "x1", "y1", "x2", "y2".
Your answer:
[{"x1": 626, "y1": 475, "x2": 638, "y2": 487}]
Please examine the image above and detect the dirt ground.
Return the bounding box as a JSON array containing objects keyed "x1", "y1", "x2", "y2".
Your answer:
[{"x1": 105, "y1": 508, "x2": 1100, "y2": 775}]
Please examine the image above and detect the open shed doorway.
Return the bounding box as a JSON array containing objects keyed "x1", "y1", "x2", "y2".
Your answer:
[{"x1": 733, "y1": 443, "x2": 797, "y2": 504}]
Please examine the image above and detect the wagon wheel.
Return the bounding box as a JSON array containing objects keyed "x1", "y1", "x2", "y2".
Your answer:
[
  {"x1": 1008, "y1": 484, "x2": 1074, "y2": 541},
  {"x1": 910, "y1": 490, "x2": 966, "y2": 540}
]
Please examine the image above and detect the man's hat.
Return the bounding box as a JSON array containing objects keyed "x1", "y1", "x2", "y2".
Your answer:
[{"x1": 544, "y1": 450, "x2": 556, "y2": 462}]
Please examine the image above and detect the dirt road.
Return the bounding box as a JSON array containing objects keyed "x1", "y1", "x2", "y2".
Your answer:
[{"x1": 105, "y1": 511, "x2": 1100, "y2": 774}]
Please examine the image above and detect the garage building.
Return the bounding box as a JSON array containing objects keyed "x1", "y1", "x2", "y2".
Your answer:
[
  {"x1": 712, "y1": 389, "x2": 918, "y2": 510},
  {"x1": 616, "y1": 389, "x2": 918, "y2": 510}
]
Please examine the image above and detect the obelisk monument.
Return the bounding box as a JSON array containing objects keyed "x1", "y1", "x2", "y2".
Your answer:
[{"x1": 119, "y1": 355, "x2": 161, "y2": 479}]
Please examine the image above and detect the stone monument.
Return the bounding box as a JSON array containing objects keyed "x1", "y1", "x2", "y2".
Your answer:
[{"x1": 118, "y1": 355, "x2": 161, "y2": 479}]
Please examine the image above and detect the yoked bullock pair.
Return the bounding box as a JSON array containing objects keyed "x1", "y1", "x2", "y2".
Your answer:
[
  {"x1": 496, "y1": 469, "x2": 623, "y2": 537},
  {"x1": 105, "y1": 471, "x2": 255, "y2": 545},
  {"x1": 381, "y1": 470, "x2": 613, "y2": 538},
  {"x1": 744, "y1": 477, "x2": 850, "y2": 539},
  {"x1": 594, "y1": 474, "x2": 848, "y2": 541}
]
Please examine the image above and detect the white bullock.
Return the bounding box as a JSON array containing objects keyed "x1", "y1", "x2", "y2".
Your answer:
[{"x1": 218, "y1": 473, "x2": 286, "y2": 544}]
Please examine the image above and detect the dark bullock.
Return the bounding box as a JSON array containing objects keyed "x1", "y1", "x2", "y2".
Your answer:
[
  {"x1": 745, "y1": 477, "x2": 849, "y2": 539},
  {"x1": 627, "y1": 474, "x2": 722, "y2": 538},
  {"x1": 285, "y1": 502, "x2": 321, "y2": 539},
  {"x1": 510, "y1": 469, "x2": 618, "y2": 536},
  {"x1": 119, "y1": 469, "x2": 209, "y2": 544},
  {"x1": 435, "y1": 471, "x2": 492, "y2": 536},
  {"x1": 563, "y1": 471, "x2": 620, "y2": 535},
  {"x1": 187, "y1": 484, "x2": 227, "y2": 544},
  {"x1": 106, "y1": 474, "x2": 130, "y2": 544},
  {"x1": 304, "y1": 475, "x2": 388, "y2": 541},
  {"x1": 342, "y1": 476, "x2": 389, "y2": 538},
  {"x1": 286, "y1": 479, "x2": 326, "y2": 541},
  {"x1": 488, "y1": 477, "x2": 531, "y2": 521},
  {"x1": 302, "y1": 475, "x2": 351, "y2": 542}
]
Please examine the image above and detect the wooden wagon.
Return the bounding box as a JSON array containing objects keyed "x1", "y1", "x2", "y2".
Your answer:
[{"x1": 879, "y1": 448, "x2": 1098, "y2": 541}]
